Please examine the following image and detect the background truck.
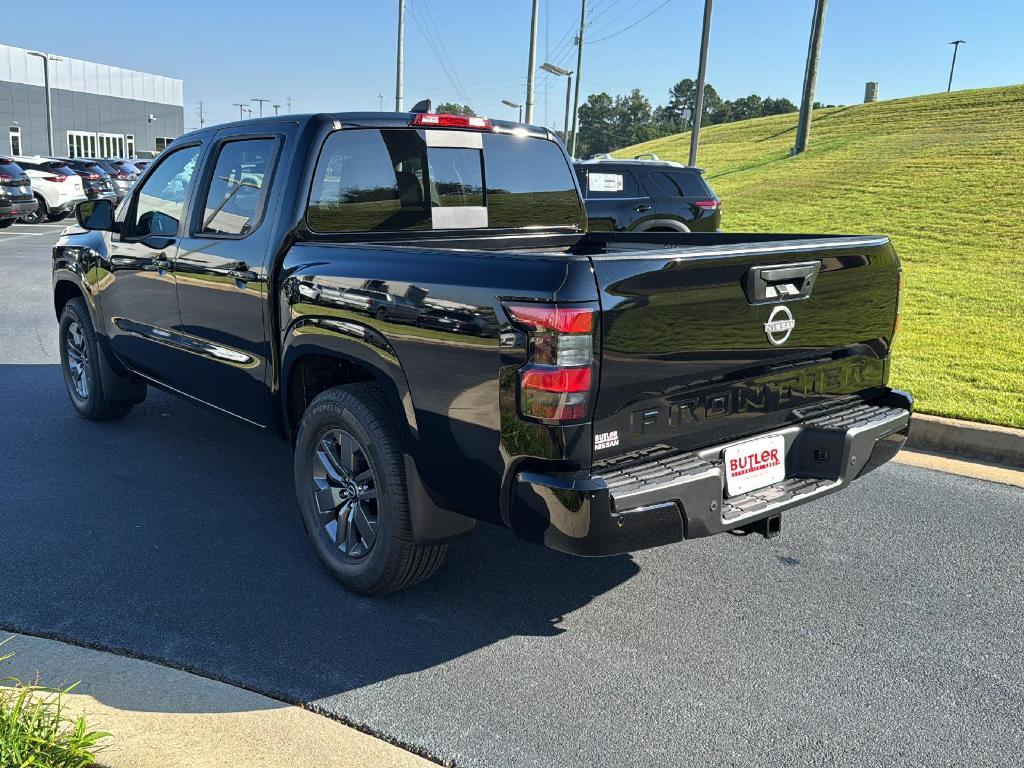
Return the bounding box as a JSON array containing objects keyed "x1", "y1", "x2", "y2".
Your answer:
[{"x1": 51, "y1": 109, "x2": 912, "y2": 594}]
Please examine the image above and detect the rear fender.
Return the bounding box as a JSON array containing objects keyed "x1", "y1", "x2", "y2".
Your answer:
[{"x1": 280, "y1": 316, "x2": 476, "y2": 546}]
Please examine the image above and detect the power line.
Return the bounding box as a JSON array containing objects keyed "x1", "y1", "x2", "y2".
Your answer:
[
  {"x1": 408, "y1": 3, "x2": 471, "y2": 104},
  {"x1": 589, "y1": 0, "x2": 674, "y2": 44}
]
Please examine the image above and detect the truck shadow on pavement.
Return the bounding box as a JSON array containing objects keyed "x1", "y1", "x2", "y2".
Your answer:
[{"x1": 0, "y1": 364, "x2": 639, "y2": 713}]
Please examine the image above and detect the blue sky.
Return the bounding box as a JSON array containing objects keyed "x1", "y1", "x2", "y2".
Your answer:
[{"x1": 9, "y1": 0, "x2": 1023, "y2": 130}]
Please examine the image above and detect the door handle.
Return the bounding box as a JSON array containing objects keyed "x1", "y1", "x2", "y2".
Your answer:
[
  {"x1": 153, "y1": 253, "x2": 172, "y2": 271},
  {"x1": 634, "y1": 204, "x2": 652, "y2": 213},
  {"x1": 228, "y1": 264, "x2": 259, "y2": 283}
]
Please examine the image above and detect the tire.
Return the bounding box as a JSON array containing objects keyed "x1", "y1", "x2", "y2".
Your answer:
[
  {"x1": 0, "y1": 219, "x2": 14, "y2": 229},
  {"x1": 375, "y1": 307, "x2": 389, "y2": 322},
  {"x1": 46, "y1": 211, "x2": 69, "y2": 222},
  {"x1": 20, "y1": 195, "x2": 47, "y2": 225},
  {"x1": 293, "y1": 383, "x2": 447, "y2": 595},
  {"x1": 58, "y1": 297, "x2": 136, "y2": 421}
]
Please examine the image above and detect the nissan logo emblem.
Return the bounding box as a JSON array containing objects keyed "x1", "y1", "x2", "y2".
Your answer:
[{"x1": 764, "y1": 305, "x2": 796, "y2": 345}]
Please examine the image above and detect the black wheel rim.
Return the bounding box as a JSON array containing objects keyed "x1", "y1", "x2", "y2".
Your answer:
[
  {"x1": 312, "y1": 429, "x2": 379, "y2": 558},
  {"x1": 65, "y1": 321, "x2": 90, "y2": 400}
]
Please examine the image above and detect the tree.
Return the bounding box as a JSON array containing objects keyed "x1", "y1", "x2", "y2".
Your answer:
[
  {"x1": 614, "y1": 89, "x2": 655, "y2": 149},
  {"x1": 762, "y1": 96, "x2": 798, "y2": 116},
  {"x1": 435, "y1": 102, "x2": 476, "y2": 116},
  {"x1": 664, "y1": 78, "x2": 723, "y2": 129},
  {"x1": 575, "y1": 92, "x2": 617, "y2": 157}
]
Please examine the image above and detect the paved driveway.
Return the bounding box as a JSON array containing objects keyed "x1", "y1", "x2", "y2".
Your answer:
[{"x1": 2, "y1": 227, "x2": 1022, "y2": 767}]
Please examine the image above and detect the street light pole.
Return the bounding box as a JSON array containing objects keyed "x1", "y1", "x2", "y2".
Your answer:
[
  {"x1": 273, "y1": 104, "x2": 280, "y2": 115},
  {"x1": 501, "y1": 99, "x2": 524, "y2": 122},
  {"x1": 252, "y1": 97, "x2": 269, "y2": 117},
  {"x1": 395, "y1": 0, "x2": 405, "y2": 111},
  {"x1": 569, "y1": 0, "x2": 587, "y2": 157},
  {"x1": 541, "y1": 63, "x2": 573, "y2": 144},
  {"x1": 688, "y1": 0, "x2": 713, "y2": 167},
  {"x1": 525, "y1": 0, "x2": 539, "y2": 124},
  {"x1": 947, "y1": 40, "x2": 966, "y2": 92},
  {"x1": 233, "y1": 103, "x2": 247, "y2": 120},
  {"x1": 27, "y1": 51, "x2": 61, "y2": 155}
]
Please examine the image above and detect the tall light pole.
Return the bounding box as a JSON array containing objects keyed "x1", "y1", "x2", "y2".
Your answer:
[
  {"x1": 27, "y1": 51, "x2": 61, "y2": 155},
  {"x1": 273, "y1": 103, "x2": 280, "y2": 115},
  {"x1": 395, "y1": 0, "x2": 405, "y2": 111},
  {"x1": 792, "y1": 0, "x2": 829, "y2": 155},
  {"x1": 524, "y1": 0, "x2": 539, "y2": 123},
  {"x1": 233, "y1": 103, "x2": 248, "y2": 120},
  {"x1": 569, "y1": 0, "x2": 587, "y2": 158},
  {"x1": 252, "y1": 97, "x2": 269, "y2": 117},
  {"x1": 502, "y1": 99, "x2": 523, "y2": 122},
  {"x1": 688, "y1": 0, "x2": 713, "y2": 167},
  {"x1": 947, "y1": 40, "x2": 966, "y2": 92},
  {"x1": 541, "y1": 63, "x2": 573, "y2": 142}
]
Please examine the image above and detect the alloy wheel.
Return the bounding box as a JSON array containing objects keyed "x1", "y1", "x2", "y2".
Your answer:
[
  {"x1": 65, "y1": 321, "x2": 90, "y2": 400},
  {"x1": 312, "y1": 429, "x2": 379, "y2": 558}
]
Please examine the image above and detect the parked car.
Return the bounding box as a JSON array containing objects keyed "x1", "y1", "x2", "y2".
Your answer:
[
  {"x1": 12, "y1": 156, "x2": 87, "y2": 224},
  {"x1": 57, "y1": 158, "x2": 117, "y2": 204},
  {"x1": 52, "y1": 110, "x2": 911, "y2": 596},
  {"x1": 416, "y1": 307, "x2": 496, "y2": 336},
  {"x1": 0, "y1": 156, "x2": 38, "y2": 228},
  {"x1": 81, "y1": 159, "x2": 140, "y2": 202},
  {"x1": 334, "y1": 286, "x2": 424, "y2": 323},
  {"x1": 574, "y1": 155, "x2": 721, "y2": 233},
  {"x1": 131, "y1": 158, "x2": 153, "y2": 171}
]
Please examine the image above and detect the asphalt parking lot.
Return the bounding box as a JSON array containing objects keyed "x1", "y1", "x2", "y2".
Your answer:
[{"x1": 2, "y1": 226, "x2": 1023, "y2": 768}]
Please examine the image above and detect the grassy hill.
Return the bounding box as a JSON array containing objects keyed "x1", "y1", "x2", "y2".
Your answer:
[{"x1": 618, "y1": 85, "x2": 1024, "y2": 428}]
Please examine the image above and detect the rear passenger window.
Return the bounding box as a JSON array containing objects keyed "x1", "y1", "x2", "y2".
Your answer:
[
  {"x1": 649, "y1": 171, "x2": 709, "y2": 198},
  {"x1": 199, "y1": 138, "x2": 276, "y2": 236},
  {"x1": 582, "y1": 169, "x2": 640, "y2": 199}
]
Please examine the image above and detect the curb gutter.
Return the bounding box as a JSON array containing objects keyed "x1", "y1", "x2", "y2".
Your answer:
[{"x1": 907, "y1": 414, "x2": 1024, "y2": 469}]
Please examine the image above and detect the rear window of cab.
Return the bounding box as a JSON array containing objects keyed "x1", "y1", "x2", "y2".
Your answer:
[{"x1": 306, "y1": 128, "x2": 583, "y2": 233}]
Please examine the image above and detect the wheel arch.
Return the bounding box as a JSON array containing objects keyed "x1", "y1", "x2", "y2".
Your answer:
[
  {"x1": 280, "y1": 318, "x2": 419, "y2": 447},
  {"x1": 633, "y1": 218, "x2": 690, "y2": 233}
]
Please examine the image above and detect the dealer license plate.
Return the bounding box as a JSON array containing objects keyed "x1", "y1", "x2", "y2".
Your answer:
[{"x1": 723, "y1": 434, "x2": 786, "y2": 497}]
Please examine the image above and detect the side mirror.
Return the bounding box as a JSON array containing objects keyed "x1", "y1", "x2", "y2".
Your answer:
[{"x1": 75, "y1": 198, "x2": 115, "y2": 231}]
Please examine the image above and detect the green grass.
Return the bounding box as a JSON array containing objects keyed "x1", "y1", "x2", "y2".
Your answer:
[
  {"x1": 0, "y1": 639, "x2": 109, "y2": 768},
  {"x1": 617, "y1": 85, "x2": 1024, "y2": 428}
]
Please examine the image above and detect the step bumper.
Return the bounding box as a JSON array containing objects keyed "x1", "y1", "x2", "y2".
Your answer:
[{"x1": 512, "y1": 389, "x2": 913, "y2": 556}]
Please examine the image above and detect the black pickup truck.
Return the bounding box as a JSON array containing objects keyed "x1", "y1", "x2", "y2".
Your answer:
[{"x1": 52, "y1": 110, "x2": 912, "y2": 594}]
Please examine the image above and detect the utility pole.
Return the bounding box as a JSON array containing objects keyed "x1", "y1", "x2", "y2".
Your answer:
[
  {"x1": 688, "y1": 0, "x2": 713, "y2": 167},
  {"x1": 524, "y1": 0, "x2": 539, "y2": 123},
  {"x1": 792, "y1": 0, "x2": 828, "y2": 155},
  {"x1": 395, "y1": 0, "x2": 405, "y2": 111},
  {"x1": 569, "y1": 0, "x2": 587, "y2": 157},
  {"x1": 378, "y1": 93, "x2": 384, "y2": 111},
  {"x1": 252, "y1": 97, "x2": 269, "y2": 117},
  {"x1": 286, "y1": 96, "x2": 292, "y2": 113},
  {"x1": 272, "y1": 103, "x2": 280, "y2": 115},
  {"x1": 26, "y1": 51, "x2": 61, "y2": 155},
  {"x1": 947, "y1": 40, "x2": 966, "y2": 92},
  {"x1": 198, "y1": 100, "x2": 205, "y2": 128},
  {"x1": 233, "y1": 103, "x2": 247, "y2": 120}
]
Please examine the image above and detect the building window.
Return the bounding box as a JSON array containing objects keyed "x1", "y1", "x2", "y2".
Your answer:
[
  {"x1": 154, "y1": 137, "x2": 175, "y2": 152},
  {"x1": 9, "y1": 127, "x2": 20, "y2": 156},
  {"x1": 126, "y1": 135, "x2": 135, "y2": 159}
]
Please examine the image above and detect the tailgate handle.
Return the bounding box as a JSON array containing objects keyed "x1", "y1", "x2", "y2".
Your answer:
[{"x1": 744, "y1": 261, "x2": 821, "y2": 304}]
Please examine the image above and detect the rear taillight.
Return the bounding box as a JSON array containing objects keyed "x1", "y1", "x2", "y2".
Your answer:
[
  {"x1": 507, "y1": 303, "x2": 596, "y2": 422},
  {"x1": 693, "y1": 199, "x2": 719, "y2": 210},
  {"x1": 0, "y1": 174, "x2": 11, "y2": 183},
  {"x1": 411, "y1": 113, "x2": 494, "y2": 130},
  {"x1": 83, "y1": 173, "x2": 100, "y2": 180},
  {"x1": 43, "y1": 175, "x2": 67, "y2": 183},
  {"x1": 115, "y1": 172, "x2": 130, "y2": 180}
]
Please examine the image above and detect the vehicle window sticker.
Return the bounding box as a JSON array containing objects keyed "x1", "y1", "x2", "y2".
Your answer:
[{"x1": 588, "y1": 172, "x2": 624, "y2": 193}]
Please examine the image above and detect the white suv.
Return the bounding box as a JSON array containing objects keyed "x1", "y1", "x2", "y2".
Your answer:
[{"x1": 12, "y1": 156, "x2": 88, "y2": 224}]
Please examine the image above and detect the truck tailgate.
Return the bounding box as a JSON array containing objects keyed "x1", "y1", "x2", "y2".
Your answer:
[{"x1": 587, "y1": 236, "x2": 901, "y2": 460}]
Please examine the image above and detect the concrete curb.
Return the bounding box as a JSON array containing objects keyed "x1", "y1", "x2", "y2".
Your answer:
[
  {"x1": 907, "y1": 414, "x2": 1024, "y2": 469},
  {"x1": 0, "y1": 632, "x2": 436, "y2": 768}
]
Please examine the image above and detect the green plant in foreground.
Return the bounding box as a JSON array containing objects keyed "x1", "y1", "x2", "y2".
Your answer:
[{"x1": 0, "y1": 638, "x2": 109, "y2": 768}]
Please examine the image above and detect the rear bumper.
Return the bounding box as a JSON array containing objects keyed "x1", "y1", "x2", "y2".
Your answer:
[
  {"x1": 51, "y1": 196, "x2": 88, "y2": 214},
  {"x1": 512, "y1": 389, "x2": 913, "y2": 556},
  {"x1": 0, "y1": 199, "x2": 39, "y2": 220}
]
